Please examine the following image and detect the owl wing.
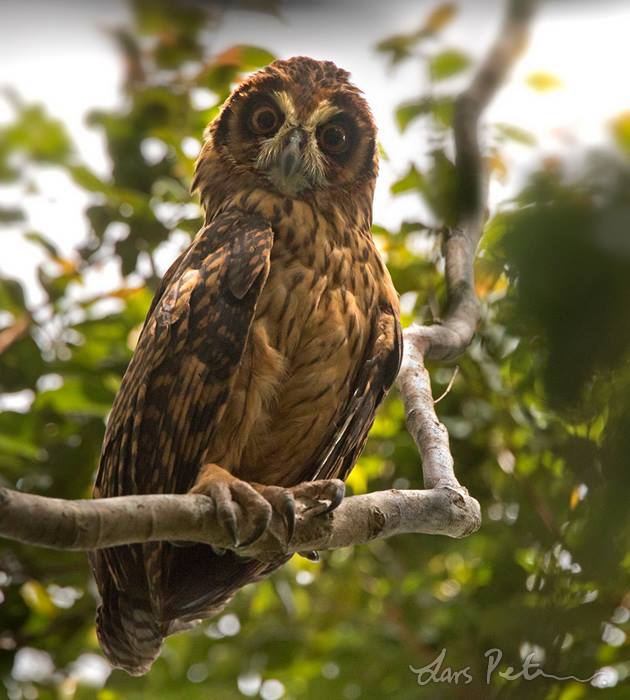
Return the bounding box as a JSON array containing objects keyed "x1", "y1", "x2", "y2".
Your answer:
[
  {"x1": 95, "y1": 208, "x2": 274, "y2": 501},
  {"x1": 90, "y1": 208, "x2": 274, "y2": 673},
  {"x1": 304, "y1": 300, "x2": 402, "y2": 484}
]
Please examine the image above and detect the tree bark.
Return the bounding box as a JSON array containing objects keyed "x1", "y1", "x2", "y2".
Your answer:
[{"x1": 0, "y1": 486, "x2": 480, "y2": 559}]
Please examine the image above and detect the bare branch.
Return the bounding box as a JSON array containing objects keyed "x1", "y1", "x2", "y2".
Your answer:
[
  {"x1": 0, "y1": 486, "x2": 480, "y2": 558},
  {"x1": 397, "y1": 0, "x2": 537, "y2": 498},
  {"x1": 398, "y1": 342, "x2": 462, "y2": 491},
  {"x1": 0, "y1": 315, "x2": 30, "y2": 355},
  {"x1": 405, "y1": 0, "x2": 537, "y2": 363}
]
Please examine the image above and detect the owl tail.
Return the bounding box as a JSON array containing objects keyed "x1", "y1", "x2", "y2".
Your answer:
[{"x1": 95, "y1": 586, "x2": 163, "y2": 676}]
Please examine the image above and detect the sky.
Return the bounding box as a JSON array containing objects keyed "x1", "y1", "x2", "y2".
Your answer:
[{"x1": 0, "y1": 0, "x2": 629, "y2": 305}]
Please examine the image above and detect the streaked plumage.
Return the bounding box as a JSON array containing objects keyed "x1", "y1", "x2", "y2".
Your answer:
[{"x1": 91, "y1": 56, "x2": 401, "y2": 675}]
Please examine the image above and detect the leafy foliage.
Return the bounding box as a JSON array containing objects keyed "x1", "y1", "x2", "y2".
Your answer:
[{"x1": 1, "y1": 2, "x2": 629, "y2": 700}]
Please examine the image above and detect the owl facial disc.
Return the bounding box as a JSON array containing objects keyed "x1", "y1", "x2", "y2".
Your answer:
[
  {"x1": 259, "y1": 121, "x2": 323, "y2": 197},
  {"x1": 194, "y1": 57, "x2": 379, "y2": 210}
]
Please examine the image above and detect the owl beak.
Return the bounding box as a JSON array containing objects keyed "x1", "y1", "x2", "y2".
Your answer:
[{"x1": 280, "y1": 129, "x2": 307, "y2": 182}]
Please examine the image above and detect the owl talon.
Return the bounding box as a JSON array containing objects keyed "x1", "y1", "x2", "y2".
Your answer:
[
  {"x1": 190, "y1": 466, "x2": 273, "y2": 548},
  {"x1": 217, "y1": 499, "x2": 240, "y2": 547},
  {"x1": 252, "y1": 485, "x2": 296, "y2": 544},
  {"x1": 238, "y1": 516, "x2": 270, "y2": 548},
  {"x1": 192, "y1": 468, "x2": 345, "y2": 551},
  {"x1": 323, "y1": 480, "x2": 345, "y2": 513},
  {"x1": 283, "y1": 497, "x2": 296, "y2": 543},
  {"x1": 290, "y1": 478, "x2": 346, "y2": 517},
  {"x1": 250, "y1": 479, "x2": 344, "y2": 547},
  {"x1": 299, "y1": 550, "x2": 320, "y2": 562}
]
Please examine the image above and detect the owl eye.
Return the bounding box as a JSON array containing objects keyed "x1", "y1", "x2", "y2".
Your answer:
[
  {"x1": 318, "y1": 123, "x2": 348, "y2": 155},
  {"x1": 248, "y1": 104, "x2": 282, "y2": 136}
]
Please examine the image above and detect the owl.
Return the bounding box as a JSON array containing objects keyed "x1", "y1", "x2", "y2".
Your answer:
[{"x1": 90, "y1": 56, "x2": 401, "y2": 675}]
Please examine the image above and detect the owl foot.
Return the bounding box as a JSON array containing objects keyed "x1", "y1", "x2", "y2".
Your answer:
[
  {"x1": 253, "y1": 479, "x2": 345, "y2": 545},
  {"x1": 190, "y1": 464, "x2": 272, "y2": 548},
  {"x1": 191, "y1": 465, "x2": 345, "y2": 550}
]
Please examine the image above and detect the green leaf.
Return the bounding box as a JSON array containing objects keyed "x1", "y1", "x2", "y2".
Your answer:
[
  {"x1": 0, "y1": 433, "x2": 42, "y2": 461},
  {"x1": 0, "y1": 277, "x2": 27, "y2": 313},
  {"x1": 376, "y1": 3, "x2": 458, "y2": 64},
  {"x1": 424, "y1": 149, "x2": 456, "y2": 223},
  {"x1": 395, "y1": 99, "x2": 432, "y2": 132},
  {"x1": 375, "y1": 34, "x2": 414, "y2": 64},
  {"x1": 0, "y1": 334, "x2": 44, "y2": 392},
  {"x1": 390, "y1": 165, "x2": 425, "y2": 195},
  {"x1": 431, "y1": 97, "x2": 454, "y2": 128},
  {"x1": 24, "y1": 231, "x2": 60, "y2": 258},
  {"x1": 495, "y1": 123, "x2": 537, "y2": 147},
  {"x1": 0, "y1": 206, "x2": 24, "y2": 223},
  {"x1": 203, "y1": 45, "x2": 275, "y2": 97},
  {"x1": 1, "y1": 103, "x2": 73, "y2": 164},
  {"x1": 68, "y1": 164, "x2": 110, "y2": 194},
  {"x1": 34, "y1": 375, "x2": 114, "y2": 417},
  {"x1": 429, "y1": 49, "x2": 471, "y2": 82},
  {"x1": 204, "y1": 63, "x2": 241, "y2": 97},
  {"x1": 396, "y1": 97, "x2": 454, "y2": 132},
  {"x1": 238, "y1": 45, "x2": 276, "y2": 70}
]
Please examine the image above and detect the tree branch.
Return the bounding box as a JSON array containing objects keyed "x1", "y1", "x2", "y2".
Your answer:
[
  {"x1": 0, "y1": 314, "x2": 31, "y2": 355},
  {"x1": 0, "y1": 0, "x2": 537, "y2": 556},
  {"x1": 397, "y1": 0, "x2": 537, "y2": 504},
  {"x1": 0, "y1": 486, "x2": 480, "y2": 558},
  {"x1": 406, "y1": 0, "x2": 536, "y2": 364}
]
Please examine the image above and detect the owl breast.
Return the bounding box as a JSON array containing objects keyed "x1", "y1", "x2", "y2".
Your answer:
[{"x1": 201, "y1": 192, "x2": 380, "y2": 486}]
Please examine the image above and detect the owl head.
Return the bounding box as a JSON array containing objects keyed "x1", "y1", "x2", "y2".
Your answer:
[{"x1": 194, "y1": 57, "x2": 378, "y2": 208}]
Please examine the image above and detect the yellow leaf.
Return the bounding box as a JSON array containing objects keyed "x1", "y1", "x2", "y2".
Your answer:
[
  {"x1": 110, "y1": 285, "x2": 144, "y2": 299},
  {"x1": 493, "y1": 275, "x2": 508, "y2": 295},
  {"x1": 475, "y1": 260, "x2": 508, "y2": 299},
  {"x1": 525, "y1": 72, "x2": 563, "y2": 92},
  {"x1": 346, "y1": 465, "x2": 367, "y2": 494},
  {"x1": 475, "y1": 273, "x2": 496, "y2": 298},
  {"x1": 487, "y1": 154, "x2": 508, "y2": 183},
  {"x1": 249, "y1": 581, "x2": 276, "y2": 617},
  {"x1": 127, "y1": 324, "x2": 142, "y2": 351},
  {"x1": 20, "y1": 580, "x2": 56, "y2": 617},
  {"x1": 52, "y1": 257, "x2": 78, "y2": 275},
  {"x1": 569, "y1": 485, "x2": 587, "y2": 510},
  {"x1": 59, "y1": 678, "x2": 78, "y2": 697},
  {"x1": 98, "y1": 690, "x2": 120, "y2": 700},
  {"x1": 610, "y1": 111, "x2": 630, "y2": 155}
]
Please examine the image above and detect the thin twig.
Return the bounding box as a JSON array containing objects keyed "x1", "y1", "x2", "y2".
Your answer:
[{"x1": 433, "y1": 366, "x2": 459, "y2": 405}]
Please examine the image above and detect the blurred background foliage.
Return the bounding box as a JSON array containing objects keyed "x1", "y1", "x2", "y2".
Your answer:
[{"x1": 1, "y1": 1, "x2": 630, "y2": 699}]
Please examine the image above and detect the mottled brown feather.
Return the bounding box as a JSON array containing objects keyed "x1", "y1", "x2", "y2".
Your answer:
[{"x1": 90, "y1": 208, "x2": 274, "y2": 671}]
